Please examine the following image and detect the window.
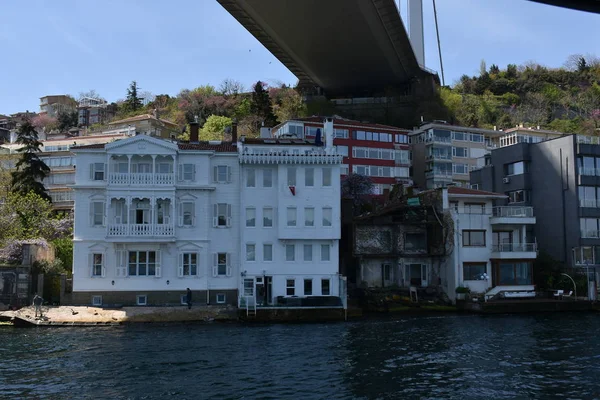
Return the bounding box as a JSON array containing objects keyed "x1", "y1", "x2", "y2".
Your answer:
[
  {"x1": 453, "y1": 163, "x2": 468, "y2": 174},
  {"x1": 452, "y1": 147, "x2": 468, "y2": 158},
  {"x1": 463, "y1": 263, "x2": 487, "y2": 280},
  {"x1": 92, "y1": 295, "x2": 102, "y2": 306},
  {"x1": 90, "y1": 163, "x2": 105, "y2": 180},
  {"x1": 334, "y1": 128, "x2": 349, "y2": 138},
  {"x1": 263, "y1": 244, "x2": 273, "y2": 261},
  {"x1": 304, "y1": 207, "x2": 314, "y2": 227},
  {"x1": 578, "y1": 186, "x2": 600, "y2": 208},
  {"x1": 355, "y1": 131, "x2": 366, "y2": 140},
  {"x1": 214, "y1": 203, "x2": 231, "y2": 227},
  {"x1": 463, "y1": 230, "x2": 486, "y2": 247},
  {"x1": 321, "y1": 279, "x2": 330, "y2": 295},
  {"x1": 91, "y1": 202, "x2": 104, "y2": 226},
  {"x1": 213, "y1": 165, "x2": 230, "y2": 183},
  {"x1": 395, "y1": 134, "x2": 408, "y2": 144},
  {"x1": 246, "y1": 208, "x2": 256, "y2": 227},
  {"x1": 136, "y1": 295, "x2": 147, "y2": 306},
  {"x1": 243, "y1": 278, "x2": 254, "y2": 296},
  {"x1": 285, "y1": 244, "x2": 295, "y2": 261},
  {"x1": 180, "y1": 253, "x2": 198, "y2": 276},
  {"x1": 263, "y1": 207, "x2": 273, "y2": 227},
  {"x1": 246, "y1": 169, "x2": 256, "y2": 187},
  {"x1": 305, "y1": 168, "x2": 314, "y2": 186},
  {"x1": 128, "y1": 251, "x2": 158, "y2": 276},
  {"x1": 336, "y1": 145, "x2": 348, "y2": 157},
  {"x1": 246, "y1": 244, "x2": 256, "y2": 262},
  {"x1": 507, "y1": 190, "x2": 529, "y2": 203},
  {"x1": 181, "y1": 202, "x2": 194, "y2": 226},
  {"x1": 498, "y1": 262, "x2": 532, "y2": 285},
  {"x1": 579, "y1": 156, "x2": 597, "y2": 176},
  {"x1": 464, "y1": 203, "x2": 485, "y2": 214},
  {"x1": 303, "y1": 244, "x2": 313, "y2": 261},
  {"x1": 286, "y1": 279, "x2": 295, "y2": 296},
  {"x1": 322, "y1": 168, "x2": 332, "y2": 186},
  {"x1": 180, "y1": 294, "x2": 189, "y2": 305},
  {"x1": 215, "y1": 253, "x2": 229, "y2": 276},
  {"x1": 287, "y1": 167, "x2": 296, "y2": 186},
  {"x1": 287, "y1": 207, "x2": 297, "y2": 227},
  {"x1": 180, "y1": 164, "x2": 195, "y2": 181},
  {"x1": 91, "y1": 254, "x2": 103, "y2": 277},
  {"x1": 453, "y1": 131, "x2": 467, "y2": 141},
  {"x1": 320, "y1": 244, "x2": 330, "y2": 261},
  {"x1": 216, "y1": 293, "x2": 226, "y2": 304},
  {"x1": 262, "y1": 169, "x2": 273, "y2": 187},
  {"x1": 341, "y1": 165, "x2": 349, "y2": 175},
  {"x1": 471, "y1": 133, "x2": 484, "y2": 143},
  {"x1": 383, "y1": 264, "x2": 391, "y2": 280},
  {"x1": 405, "y1": 233, "x2": 427, "y2": 252},
  {"x1": 304, "y1": 279, "x2": 313, "y2": 295},
  {"x1": 322, "y1": 207, "x2": 332, "y2": 227},
  {"x1": 505, "y1": 161, "x2": 528, "y2": 176},
  {"x1": 581, "y1": 218, "x2": 600, "y2": 238}
]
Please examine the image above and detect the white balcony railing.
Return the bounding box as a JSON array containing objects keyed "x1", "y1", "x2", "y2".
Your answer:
[
  {"x1": 107, "y1": 223, "x2": 175, "y2": 237},
  {"x1": 492, "y1": 206, "x2": 534, "y2": 218},
  {"x1": 492, "y1": 243, "x2": 538, "y2": 252},
  {"x1": 580, "y1": 199, "x2": 599, "y2": 208},
  {"x1": 108, "y1": 173, "x2": 175, "y2": 185}
]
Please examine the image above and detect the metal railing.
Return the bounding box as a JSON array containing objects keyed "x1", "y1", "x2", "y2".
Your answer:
[
  {"x1": 108, "y1": 173, "x2": 175, "y2": 185},
  {"x1": 426, "y1": 153, "x2": 452, "y2": 161},
  {"x1": 492, "y1": 243, "x2": 538, "y2": 252},
  {"x1": 492, "y1": 206, "x2": 534, "y2": 218},
  {"x1": 426, "y1": 170, "x2": 453, "y2": 178},
  {"x1": 579, "y1": 199, "x2": 599, "y2": 208},
  {"x1": 581, "y1": 230, "x2": 600, "y2": 239},
  {"x1": 425, "y1": 136, "x2": 452, "y2": 144},
  {"x1": 580, "y1": 167, "x2": 597, "y2": 176}
]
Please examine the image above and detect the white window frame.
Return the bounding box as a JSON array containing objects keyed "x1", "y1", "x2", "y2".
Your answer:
[
  {"x1": 128, "y1": 251, "x2": 161, "y2": 277},
  {"x1": 321, "y1": 244, "x2": 331, "y2": 261},
  {"x1": 246, "y1": 243, "x2": 256, "y2": 262},
  {"x1": 263, "y1": 243, "x2": 273, "y2": 262},
  {"x1": 286, "y1": 279, "x2": 295, "y2": 296},
  {"x1": 216, "y1": 293, "x2": 226, "y2": 304},
  {"x1": 285, "y1": 244, "x2": 295, "y2": 262},
  {"x1": 287, "y1": 207, "x2": 297, "y2": 227},
  {"x1": 322, "y1": 168, "x2": 332, "y2": 186},
  {"x1": 246, "y1": 169, "x2": 256, "y2": 188},
  {"x1": 262, "y1": 169, "x2": 273, "y2": 187},
  {"x1": 92, "y1": 295, "x2": 102, "y2": 306},
  {"x1": 179, "y1": 163, "x2": 195, "y2": 182},
  {"x1": 304, "y1": 279, "x2": 313, "y2": 296},
  {"x1": 213, "y1": 165, "x2": 231, "y2": 183},
  {"x1": 90, "y1": 162, "x2": 106, "y2": 181},
  {"x1": 322, "y1": 207, "x2": 333, "y2": 227},
  {"x1": 90, "y1": 253, "x2": 104, "y2": 277},
  {"x1": 91, "y1": 201, "x2": 105, "y2": 227},
  {"x1": 246, "y1": 207, "x2": 256, "y2": 227},
  {"x1": 179, "y1": 202, "x2": 195, "y2": 227},
  {"x1": 303, "y1": 244, "x2": 313, "y2": 262},
  {"x1": 305, "y1": 168, "x2": 314, "y2": 187},
  {"x1": 213, "y1": 253, "x2": 232, "y2": 277},
  {"x1": 304, "y1": 207, "x2": 314, "y2": 227},
  {"x1": 136, "y1": 295, "x2": 148, "y2": 306},
  {"x1": 178, "y1": 252, "x2": 198, "y2": 277},
  {"x1": 287, "y1": 167, "x2": 297, "y2": 186},
  {"x1": 263, "y1": 207, "x2": 273, "y2": 227},
  {"x1": 213, "y1": 203, "x2": 232, "y2": 227},
  {"x1": 321, "y1": 278, "x2": 331, "y2": 295}
]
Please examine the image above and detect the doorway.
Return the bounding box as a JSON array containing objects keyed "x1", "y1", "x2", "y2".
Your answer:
[{"x1": 255, "y1": 276, "x2": 272, "y2": 306}]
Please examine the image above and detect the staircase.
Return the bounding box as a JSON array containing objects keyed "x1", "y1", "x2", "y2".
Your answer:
[{"x1": 245, "y1": 296, "x2": 257, "y2": 317}]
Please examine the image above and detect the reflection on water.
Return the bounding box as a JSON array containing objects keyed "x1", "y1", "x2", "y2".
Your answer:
[{"x1": 1, "y1": 313, "x2": 600, "y2": 399}]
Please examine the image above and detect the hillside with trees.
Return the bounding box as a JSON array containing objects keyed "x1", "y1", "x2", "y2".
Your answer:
[{"x1": 439, "y1": 54, "x2": 600, "y2": 134}]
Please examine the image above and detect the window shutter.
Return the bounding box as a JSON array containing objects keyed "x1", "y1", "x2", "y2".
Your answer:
[
  {"x1": 89, "y1": 163, "x2": 94, "y2": 180},
  {"x1": 212, "y1": 253, "x2": 218, "y2": 277},
  {"x1": 213, "y1": 166, "x2": 218, "y2": 183},
  {"x1": 102, "y1": 202, "x2": 106, "y2": 226},
  {"x1": 89, "y1": 203, "x2": 94, "y2": 226},
  {"x1": 195, "y1": 252, "x2": 201, "y2": 277},
  {"x1": 178, "y1": 253, "x2": 184, "y2": 277},
  {"x1": 192, "y1": 164, "x2": 196, "y2": 181},
  {"x1": 155, "y1": 251, "x2": 162, "y2": 277},
  {"x1": 101, "y1": 255, "x2": 106, "y2": 278},
  {"x1": 227, "y1": 166, "x2": 232, "y2": 183},
  {"x1": 178, "y1": 202, "x2": 183, "y2": 227},
  {"x1": 116, "y1": 250, "x2": 125, "y2": 277},
  {"x1": 178, "y1": 164, "x2": 183, "y2": 181},
  {"x1": 212, "y1": 204, "x2": 218, "y2": 227},
  {"x1": 103, "y1": 163, "x2": 108, "y2": 180},
  {"x1": 88, "y1": 253, "x2": 94, "y2": 277},
  {"x1": 226, "y1": 204, "x2": 232, "y2": 227},
  {"x1": 191, "y1": 203, "x2": 196, "y2": 227},
  {"x1": 226, "y1": 253, "x2": 232, "y2": 277}
]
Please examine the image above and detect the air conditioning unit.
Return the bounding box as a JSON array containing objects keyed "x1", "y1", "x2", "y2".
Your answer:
[{"x1": 503, "y1": 177, "x2": 510, "y2": 184}]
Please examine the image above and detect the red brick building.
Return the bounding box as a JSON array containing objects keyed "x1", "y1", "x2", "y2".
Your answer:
[{"x1": 271, "y1": 116, "x2": 410, "y2": 194}]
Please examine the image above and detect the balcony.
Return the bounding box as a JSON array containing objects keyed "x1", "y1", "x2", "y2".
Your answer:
[
  {"x1": 581, "y1": 230, "x2": 600, "y2": 239},
  {"x1": 107, "y1": 223, "x2": 175, "y2": 238},
  {"x1": 425, "y1": 170, "x2": 453, "y2": 179},
  {"x1": 580, "y1": 199, "x2": 599, "y2": 208},
  {"x1": 108, "y1": 173, "x2": 175, "y2": 186},
  {"x1": 490, "y1": 207, "x2": 535, "y2": 225},
  {"x1": 491, "y1": 243, "x2": 537, "y2": 259},
  {"x1": 425, "y1": 136, "x2": 452, "y2": 145},
  {"x1": 426, "y1": 153, "x2": 452, "y2": 162}
]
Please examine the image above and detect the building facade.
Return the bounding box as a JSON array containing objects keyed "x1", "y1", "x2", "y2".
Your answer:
[
  {"x1": 271, "y1": 116, "x2": 410, "y2": 194},
  {"x1": 107, "y1": 114, "x2": 180, "y2": 139},
  {"x1": 71, "y1": 134, "x2": 240, "y2": 306},
  {"x1": 237, "y1": 132, "x2": 344, "y2": 309},
  {"x1": 471, "y1": 134, "x2": 600, "y2": 298},
  {"x1": 409, "y1": 122, "x2": 501, "y2": 189},
  {"x1": 39, "y1": 95, "x2": 77, "y2": 117},
  {"x1": 78, "y1": 97, "x2": 117, "y2": 127}
]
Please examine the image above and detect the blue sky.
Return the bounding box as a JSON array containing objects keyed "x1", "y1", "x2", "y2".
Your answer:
[{"x1": 0, "y1": 0, "x2": 599, "y2": 115}]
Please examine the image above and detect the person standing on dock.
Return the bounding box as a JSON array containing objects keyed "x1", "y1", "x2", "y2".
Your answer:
[
  {"x1": 32, "y1": 293, "x2": 43, "y2": 319},
  {"x1": 186, "y1": 288, "x2": 192, "y2": 310}
]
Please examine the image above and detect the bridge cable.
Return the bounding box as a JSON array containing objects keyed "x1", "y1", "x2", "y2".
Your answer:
[{"x1": 432, "y1": 0, "x2": 445, "y2": 86}]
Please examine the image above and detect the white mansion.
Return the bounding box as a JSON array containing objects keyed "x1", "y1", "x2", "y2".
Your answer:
[{"x1": 71, "y1": 124, "x2": 344, "y2": 308}]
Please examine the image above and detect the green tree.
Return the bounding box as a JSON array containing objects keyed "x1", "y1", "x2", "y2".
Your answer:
[
  {"x1": 57, "y1": 110, "x2": 79, "y2": 131},
  {"x1": 0, "y1": 192, "x2": 54, "y2": 240},
  {"x1": 250, "y1": 81, "x2": 277, "y2": 129},
  {"x1": 200, "y1": 115, "x2": 232, "y2": 141},
  {"x1": 11, "y1": 120, "x2": 50, "y2": 201},
  {"x1": 124, "y1": 81, "x2": 144, "y2": 112},
  {"x1": 269, "y1": 85, "x2": 307, "y2": 123}
]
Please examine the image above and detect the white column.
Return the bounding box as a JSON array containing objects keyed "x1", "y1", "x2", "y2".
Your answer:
[
  {"x1": 127, "y1": 155, "x2": 132, "y2": 185},
  {"x1": 408, "y1": 0, "x2": 425, "y2": 67},
  {"x1": 152, "y1": 155, "x2": 157, "y2": 185},
  {"x1": 126, "y1": 196, "x2": 132, "y2": 236},
  {"x1": 171, "y1": 197, "x2": 176, "y2": 233},
  {"x1": 105, "y1": 197, "x2": 111, "y2": 236}
]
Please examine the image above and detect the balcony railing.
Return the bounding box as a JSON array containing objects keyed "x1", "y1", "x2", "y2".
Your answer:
[
  {"x1": 492, "y1": 243, "x2": 538, "y2": 252},
  {"x1": 580, "y1": 199, "x2": 599, "y2": 208},
  {"x1": 425, "y1": 136, "x2": 452, "y2": 144},
  {"x1": 426, "y1": 170, "x2": 453, "y2": 179},
  {"x1": 107, "y1": 223, "x2": 175, "y2": 237},
  {"x1": 492, "y1": 206, "x2": 534, "y2": 218},
  {"x1": 426, "y1": 154, "x2": 452, "y2": 161},
  {"x1": 581, "y1": 230, "x2": 600, "y2": 239},
  {"x1": 108, "y1": 173, "x2": 175, "y2": 185},
  {"x1": 580, "y1": 167, "x2": 598, "y2": 176}
]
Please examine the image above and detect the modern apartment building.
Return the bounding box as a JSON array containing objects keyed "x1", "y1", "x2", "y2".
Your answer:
[
  {"x1": 39, "y1": 95, "x2": 77, "y2": 117},
  {"x1": 78, "y1": 97, "x2": 116, "y2": 127},
  {"x1": 271, "y1": 116, "x2": 410, "y2": 194},
  {"x1": 471, "y1": 134, "x2": 600, "y2": 297},
  {"x1": 409, "y1": 122, "x2": 502, "y2": 189}
]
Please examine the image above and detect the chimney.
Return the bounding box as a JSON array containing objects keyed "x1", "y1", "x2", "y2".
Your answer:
[
  {"x1": 231, "y1": 119, "x2": 238, "y2": 143},
  {"x1": 189, "y1": 120, "x2": 199, "y2": 142},
  {"x1": 324, "y1": 117, "x2": 334, "y2": 150}
]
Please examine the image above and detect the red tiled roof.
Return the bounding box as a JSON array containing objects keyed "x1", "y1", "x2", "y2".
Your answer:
[
  {"x1": 447, "y1": 187, "x2": 506, "y2": 197},
  {"x1": 177, "y1": 142, "x2": 237, "y2": 152},
  {"x1": 285, "y1": 116, "x2": 408, "y2": 132}
]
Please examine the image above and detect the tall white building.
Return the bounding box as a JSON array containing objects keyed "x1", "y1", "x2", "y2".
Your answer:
[
  {"x1": 71, "y1": 133, "x2": 240, "y2": 306},
  {"x1": 237, "y1": 125, "x2": 344, "y2": 309}
]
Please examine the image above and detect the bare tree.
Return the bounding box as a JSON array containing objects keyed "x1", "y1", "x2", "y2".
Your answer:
[
  {"x1": 78, "y1": 89, "x2": 104, "y2": 101},
  {"x1": 219, "y1": 79, "x2": 245, "y2": 96}
]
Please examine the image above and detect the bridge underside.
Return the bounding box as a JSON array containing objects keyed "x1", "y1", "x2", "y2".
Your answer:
[
  {"x1": 529, "y1": 0, "x2": 600, "y2": 13},
  {"x1": 218, "y1": 0, "x2": 434, "y2": 98}
]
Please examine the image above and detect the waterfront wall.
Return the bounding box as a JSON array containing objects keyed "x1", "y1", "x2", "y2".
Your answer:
[{"x1": 69, "y1": 289, "x2": 238, "y2": 307}]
